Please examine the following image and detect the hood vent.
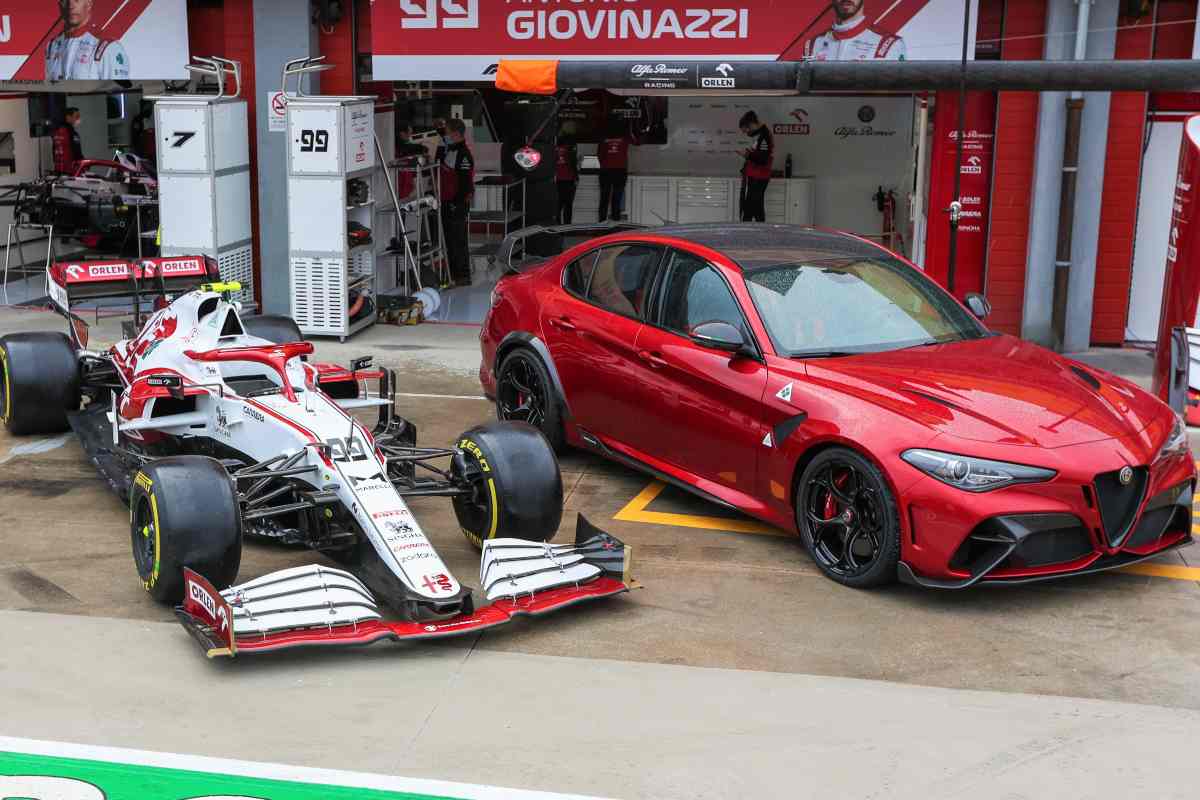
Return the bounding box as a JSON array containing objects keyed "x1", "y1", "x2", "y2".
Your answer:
[{"x1": 1069, "y1": 366, "x2": 1101, "y2": 391}]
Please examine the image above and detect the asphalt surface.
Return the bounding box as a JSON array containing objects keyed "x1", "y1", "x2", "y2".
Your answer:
[{"x1": 1, "y1": 306, "x2": 1198, "y2": 797}]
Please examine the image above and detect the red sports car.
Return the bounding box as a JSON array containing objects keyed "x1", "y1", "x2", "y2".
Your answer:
[{"x1": 479, "y1": 224, "x2": 1194, "y2": 588}]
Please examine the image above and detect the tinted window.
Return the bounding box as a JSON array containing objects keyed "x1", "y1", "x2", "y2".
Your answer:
[
  {"x1": 586, "y1": 245, "x2": 660, "y2": 318},
  {"x1": 659, "y1": 251, "x2": 744, "y2": 335},
  {"x1": 744, "y1": 257, "x2": 986, "y2": 357},
  {"x1": 563, "y1": 251, "x2": 598, "y2": 297}
]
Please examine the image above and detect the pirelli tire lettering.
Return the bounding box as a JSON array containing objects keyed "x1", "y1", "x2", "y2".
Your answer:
[{"x1": 450, "y1": 422, "x2": 563, "y2": 550}]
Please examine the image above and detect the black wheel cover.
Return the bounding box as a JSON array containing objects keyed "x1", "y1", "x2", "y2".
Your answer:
[{"x1": 801, "y1": 458, "x2": 887, "y2": 579}]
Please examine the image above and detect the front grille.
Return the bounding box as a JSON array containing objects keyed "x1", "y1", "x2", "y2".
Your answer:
[
  {"x1": 1009, "y1": 525, "x2": 1094, "y2": 568},
  {"x1": 1093, "y1": 466, "x2": 1149, "y2": 547}
]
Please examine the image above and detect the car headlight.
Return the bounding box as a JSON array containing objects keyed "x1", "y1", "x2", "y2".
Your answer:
[
  {"x1": 901, "y1": 449, "x2": 1057, "y2": 492},
  {"x1": 1156, "y1": 416, "x2": 1189, "y2": 462}
]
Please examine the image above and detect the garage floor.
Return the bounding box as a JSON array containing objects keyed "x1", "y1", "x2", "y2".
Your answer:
[{"x1": 1, "y1": 306, "x2": 1197, "y2": 716}]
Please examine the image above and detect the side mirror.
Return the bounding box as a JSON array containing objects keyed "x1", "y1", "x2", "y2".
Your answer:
[
  {"x1": 690, "y1": 321, "x2": 746, "y2": 353},
  {"x1": 965, "y1": 292, "x2": 991, "y2": 320}
]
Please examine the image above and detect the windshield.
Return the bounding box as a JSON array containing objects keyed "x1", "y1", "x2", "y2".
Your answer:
[{"x1": 743, "y1": 257, "x2": 987, "y2": 357}]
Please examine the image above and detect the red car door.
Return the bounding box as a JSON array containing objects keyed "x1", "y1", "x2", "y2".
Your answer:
[
  {"x1": 541, "y1": 243, "x2": 664, "y2": 444},
  {"x1": 633, "y1": 249, "x2": 768, "y2": 501}
]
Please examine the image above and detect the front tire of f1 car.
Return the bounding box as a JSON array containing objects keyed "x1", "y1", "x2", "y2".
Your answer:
[
  {"x1": 0, "y1": 332, "x2": 80, "y2": 435},
  {"x1": 796, "y1": 447, "x2": 900, "y2": 588},
  {"x1": 129, "y1": 456, "x2": 242, "y2": 605},
  {"x1": 495, "y1": 348, "x2": 566, "y2": 453},
  {"x1": 452, "y1": 421, "x2": 564, "y2": 549}
]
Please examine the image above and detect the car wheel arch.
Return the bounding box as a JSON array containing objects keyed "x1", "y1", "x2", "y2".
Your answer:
[
  {"x1": 494, "y1": 332, "x2": 572, "y2": 420},
  {"x1": 787, "y1": 437, "x2": 905, "y2": 523}
]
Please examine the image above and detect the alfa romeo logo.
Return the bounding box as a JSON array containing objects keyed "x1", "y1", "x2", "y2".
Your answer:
[{"x1": 1118, "y1": 466, "x2": 1133, "y2": 485}]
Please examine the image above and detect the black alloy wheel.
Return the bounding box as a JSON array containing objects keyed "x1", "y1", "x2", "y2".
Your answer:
[
  {"x1": 797, "y1": 448, "x2": 900, "y2": 587},
  {"x1": 495, "y1": 349, "x2": 565, "y2": 451}
]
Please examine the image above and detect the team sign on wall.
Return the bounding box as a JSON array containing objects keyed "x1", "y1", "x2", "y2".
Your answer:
[{"x1": 371, "y1": 0, "x2": 978, "y2": 80}]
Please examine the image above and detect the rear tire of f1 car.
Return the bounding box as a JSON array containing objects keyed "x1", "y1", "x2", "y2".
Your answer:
[
  {"x1": 241, "y1": 314, "x2": 304, "y2": 345},
  {"x1": 129, "y1": 456, "x2": 243, "y2": 605},
  {"x1": 495, "y1": 348, "x2": 566, "y2": 453},
  {"x1": 0, "y1": 332, "x2": 80, "y2": 435},
  {"x1": 796, "y1": 447, "x2": 900, "y2": 588},
  {"x1": 452, "y1": 421, "x2": 564, "y2": 549}
]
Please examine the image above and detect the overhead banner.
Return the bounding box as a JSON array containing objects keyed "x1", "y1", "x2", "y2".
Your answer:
[
  {"x1": 0, "y1": 0, "x2": 190, "y2": 81},
  {"x1": 371, "y1": 0, "x2": 977, "y2": 81}
]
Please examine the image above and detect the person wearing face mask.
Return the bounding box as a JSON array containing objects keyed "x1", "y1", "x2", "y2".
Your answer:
[{"x1": 438, "y1": 118, "x2": 475, "y2": 286}]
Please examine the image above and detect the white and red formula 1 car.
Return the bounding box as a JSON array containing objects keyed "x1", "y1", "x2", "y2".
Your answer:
[{"x1": 0, "y1": 257, "x2": 630, "y2": 657}]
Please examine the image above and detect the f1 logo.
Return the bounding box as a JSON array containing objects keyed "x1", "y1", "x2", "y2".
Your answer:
[
  {"x1": 399, "y1": 0, "x2": 478, "y2": 29},
  {"x1": 170, "y1": 131, "x2": 196, "y2": 148}
]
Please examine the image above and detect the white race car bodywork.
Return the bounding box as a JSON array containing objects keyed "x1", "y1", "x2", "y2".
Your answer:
[{"x1": 108, "y1": 289, "x2": 462, "y2": 605}]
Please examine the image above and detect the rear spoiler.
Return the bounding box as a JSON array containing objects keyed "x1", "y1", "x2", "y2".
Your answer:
[
  {"x1": 47, "y1": 256, "x2": 219, "y2": 347},
  {"x1": 493, "y1": 221, "x2": 648, "y2": 273}
]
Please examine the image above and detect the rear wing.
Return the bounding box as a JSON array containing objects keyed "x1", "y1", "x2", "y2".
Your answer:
[
  {"x1": 493, "y1": 221, "x2": 649, "y2": 273},
  {"x1": 47, "y1": 256, "x2": 219, "y2": 347}
]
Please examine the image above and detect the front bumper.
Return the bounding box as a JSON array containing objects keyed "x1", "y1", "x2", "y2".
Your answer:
[{"x1": 896, "y1": 443, "x2": 1195, "y2": 588}]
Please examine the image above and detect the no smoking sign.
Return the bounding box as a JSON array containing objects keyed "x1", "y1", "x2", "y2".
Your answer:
[{"x1": 267, "y1": 90, "x2": 287, "y2": 132}]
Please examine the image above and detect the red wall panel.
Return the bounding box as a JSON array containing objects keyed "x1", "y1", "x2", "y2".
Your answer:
[{"x1": 983, "y1": 0, "x2": 1046, "y2": 336}]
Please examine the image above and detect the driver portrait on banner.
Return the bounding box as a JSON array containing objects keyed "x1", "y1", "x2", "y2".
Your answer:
[
  {"x1": 46, "y1": 0, "x2": 131, "y2": 80},
  {"x1": 808, "y1": 0, "x2": 907, "y2": 61}
]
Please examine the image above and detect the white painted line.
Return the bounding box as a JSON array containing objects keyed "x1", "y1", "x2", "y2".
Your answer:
[
  {"x1": 0, "y1": 434, "x2": 71, "y2": 465},
  {"x1": 0, "y1": 736, "x2": 610, "y2": 800},
  {"x1": 396, "y1": 392, "x2": 489, "y2": 401}
]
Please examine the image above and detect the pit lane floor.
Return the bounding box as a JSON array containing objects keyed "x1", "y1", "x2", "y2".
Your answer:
[{"x1": 1, "y1": 307, "x2": 1199, "y2": 798}]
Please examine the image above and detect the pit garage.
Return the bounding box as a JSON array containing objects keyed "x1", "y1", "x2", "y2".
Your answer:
[{"x1": 3, "y1": 1, "x2": 1200, "y2": 798}]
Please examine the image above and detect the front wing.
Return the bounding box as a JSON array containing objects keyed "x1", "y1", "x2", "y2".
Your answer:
[{"x1": 176, "y1": 516, "x2": 633, "y2": 658}]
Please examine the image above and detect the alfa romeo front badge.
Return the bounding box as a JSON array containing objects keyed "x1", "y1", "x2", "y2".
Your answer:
[{"x1": 1118, "y1": 466, "x2": 1133, "y2": 485}]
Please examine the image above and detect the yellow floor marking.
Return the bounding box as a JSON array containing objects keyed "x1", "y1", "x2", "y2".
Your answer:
[
  {"x1": 613, "y1": 480, "x2": 788, "y2": 537},
  {"x1": 1119, "y1": 562, "x2": 1200, "y2": 581}
]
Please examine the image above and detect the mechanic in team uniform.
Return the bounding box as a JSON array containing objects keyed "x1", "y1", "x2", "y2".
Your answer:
[
  {"x1": 46, "y1": 0, "x2": 132, "y2": 81},
  {"x1": 598, "y1": 123, "x2": 638, "y2": 222},
  {"x1": 52, "y1": 107, "x2": 84, "y2": 174},
  {"x1": 739, "y1": 111, "x2": 774, "y2": 223},
  {"x1": 439, "y1": 118, "x2": 475, "y2": 286},
  {"x1": 808, "y1": 0, "x2": 907, "y2": 61},
  {"x1": 555, "y1": 130, "x2": 580, "y2": 225}
]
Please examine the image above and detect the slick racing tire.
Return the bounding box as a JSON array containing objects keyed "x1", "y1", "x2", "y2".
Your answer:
[
  {"x1": 796, "y1": 447, "x2": 900, "y2": 588},
  {"x1": 0, "y1": 332, "x2": 80, "y2": 435},
  {"x1": 129, "y1": 456, "x2": 242, "y2": 605},
  {"x1": 452, "y1": 421, "x2": 563, "y2": 549},
  {"x1": 241, "y1": 314, "x2": 304, "y2": 345},
  {"x1": 495, "y1": 348, "x2": 566, "y2": 453}
]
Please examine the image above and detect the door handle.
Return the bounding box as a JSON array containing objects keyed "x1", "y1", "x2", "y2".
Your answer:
[
  {"x1": 549, "y1": 316, "x2": 577, "y2": 331},
  {"x1": 638, "y1": 350, "x2": 668, "y2": 369}
]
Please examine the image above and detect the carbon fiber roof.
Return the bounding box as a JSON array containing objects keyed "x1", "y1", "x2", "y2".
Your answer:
[{"x1": 647, "y1": 224, "x2": 888, "y2": 270}]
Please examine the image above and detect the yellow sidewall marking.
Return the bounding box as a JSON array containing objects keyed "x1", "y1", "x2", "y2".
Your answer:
[
  {"x1": 614, "y1": 480, "x2": 787, "y2": 538},
  {"x1": 486, "y1": 477, "x2": 499, "y2": 539},
  {"x1": 0, "y1": 346, "x2": 10, "y2": 424}
]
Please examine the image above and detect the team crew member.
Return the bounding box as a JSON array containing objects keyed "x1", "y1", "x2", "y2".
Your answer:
[
  {"x1": 439, "y1": 119, "x2": 475, "y2": 286},
  {"x1": 555, "y1": 132, "x2": 580, "y2": 225},
  {"x1": 598, "y1": 124, "x2": 637, "y2": 222},
  {"x1": 52, "y1": 107, "x2": 84, "y2": 174},
  {"x1": 739, "y1": 111, "x2": 774, "y2": 223},
  {"x1": 46, "y1": 0, "x2": 131, "y2": 80},
  {"x1": 808, "y1": 0, "x2": 906, "y2": 61}
]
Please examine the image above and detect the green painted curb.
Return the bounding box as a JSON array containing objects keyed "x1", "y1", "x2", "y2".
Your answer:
[{"x1": 0, "y1": 751, "x2": 463, "y2": 800}]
